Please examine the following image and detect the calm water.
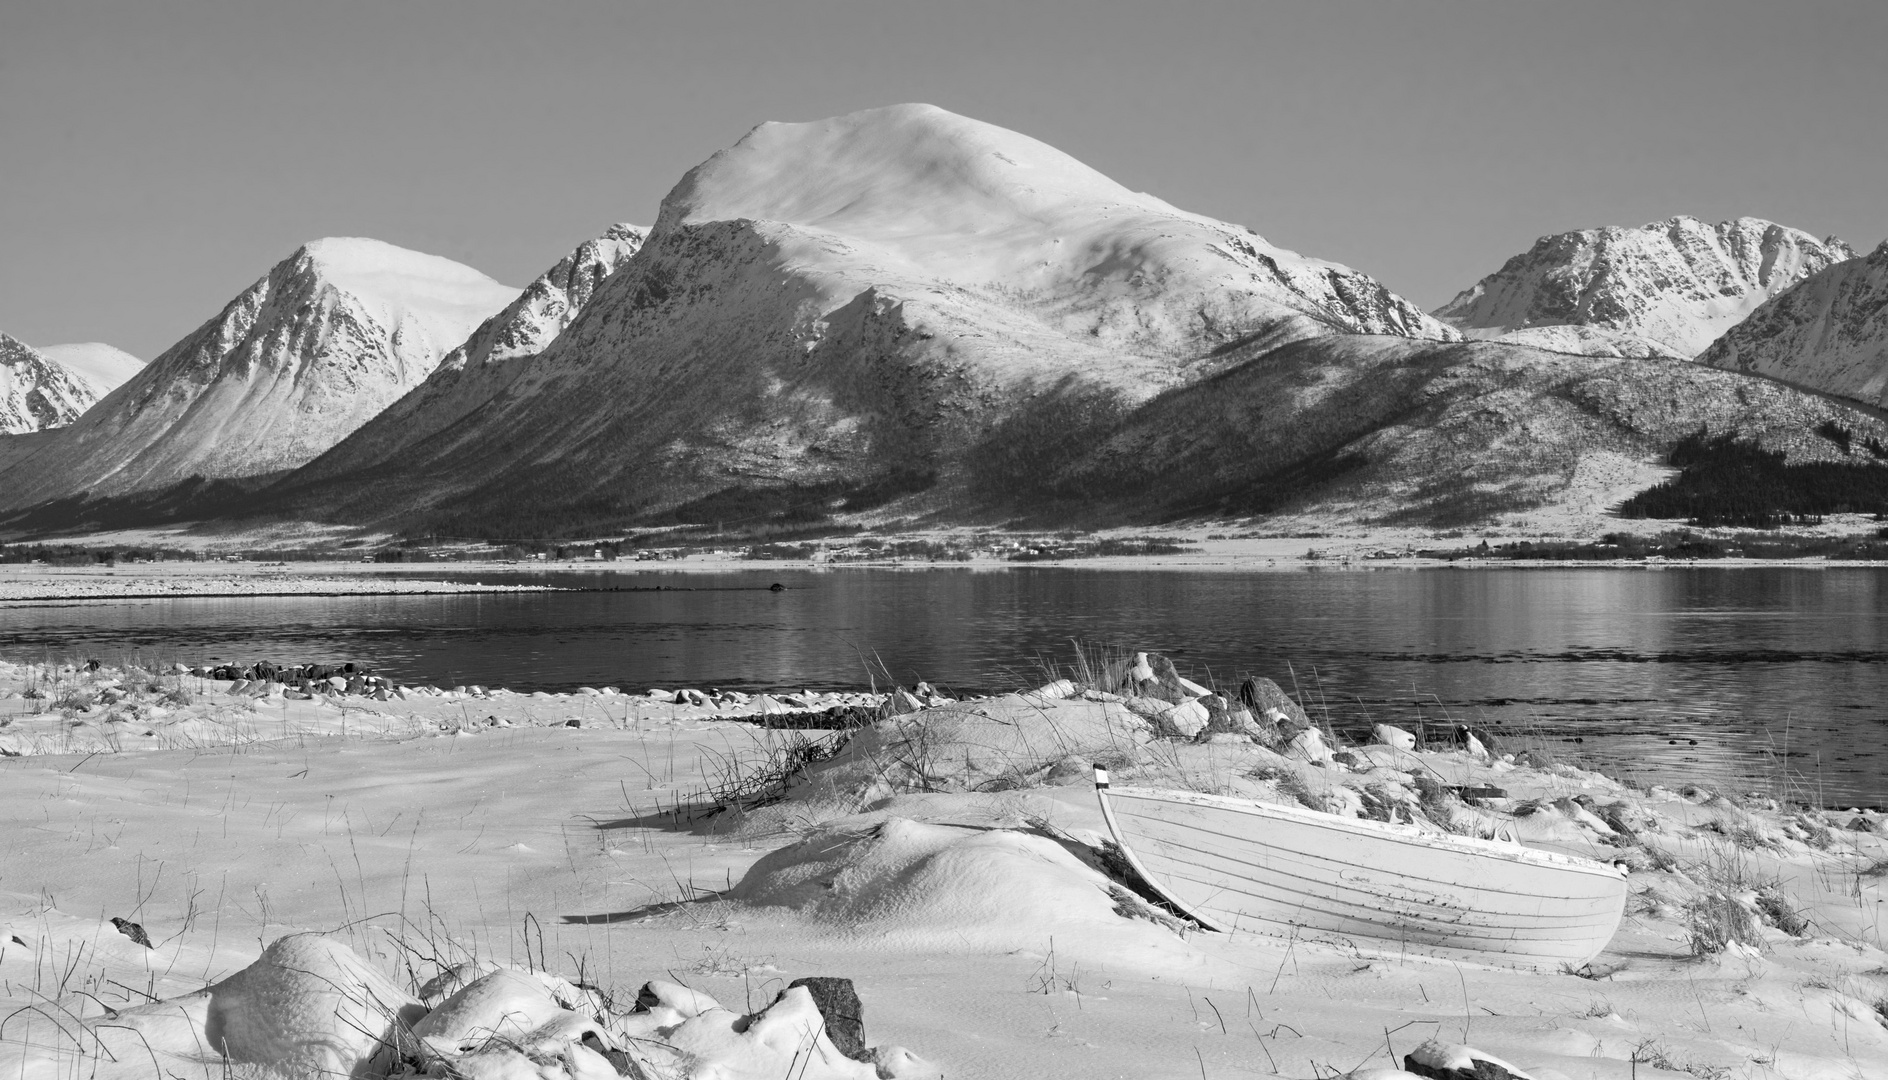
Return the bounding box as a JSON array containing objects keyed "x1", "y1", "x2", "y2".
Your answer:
[{"x1": 3, "y1": 566, "x2": 1885, "y2": 806}]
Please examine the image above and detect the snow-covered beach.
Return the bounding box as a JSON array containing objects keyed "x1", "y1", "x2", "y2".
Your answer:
[{"x1": 2, "y1": 657, "x2": 1884, "y2": 1079}]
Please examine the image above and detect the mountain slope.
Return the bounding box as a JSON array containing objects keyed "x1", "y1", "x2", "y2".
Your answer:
[
  {"x1": 36, "y1": 343, "x2": 144, "y2": 396},
  {"x1": 274, "y1": 103, "x2": 1455, "y2": 529},
  {"x1": 1698, "y1": 241, "x2": 1888, "y2": 411},
  {"x1": 0, "y1": 239, "x2": 515, "y2": 509},
  {"x1": 0, "y1": 333, "x2": 102, "y2": 433},
  {"x1": 291, "y1": 224, "x2": 646, "y2": 486},
  {"x1": 1018, "y1": 335, "x2": 1886, "y2": 527},
  {"x1": 1436, "y1": 216, "x2": 1852, "y2": 358}
]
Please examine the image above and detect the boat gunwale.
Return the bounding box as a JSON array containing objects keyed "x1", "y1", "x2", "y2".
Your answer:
[{"x1": 1105, "y1": 782, "x2": 1627, "y2": 882}]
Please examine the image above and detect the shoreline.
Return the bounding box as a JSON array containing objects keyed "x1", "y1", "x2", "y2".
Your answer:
[{"x1": 5, "y1": 551, "x2": 1888, "y2": 603}]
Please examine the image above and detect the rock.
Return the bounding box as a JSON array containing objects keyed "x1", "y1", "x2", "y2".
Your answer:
[
  {"x1": 1238, "y1": 677, "x2": 1310, "y2": 729},
  {"x1": 886, "y1": 689, "x2": 925, "y2": 716},
  {"x1": 1141, "y1": 653, "x2": 1192, "y2": 704},
  {"x1": 325, "y1": 676, "x2": 348, "y2": 692},
  {"x1": 1191, "y1": 695, "x2": 1246, "y2": 741},
  {"x1": 1159, "y1": 699, "x2": 1210, "y2": 738},
  {"x1": 1284, "y1": 727, "x2": 1334, "y2": 765},
  {"x1": 576, "y1": 686, "x2": 601, "y2": 696},
  {"x1": 785, "y1": 976, "x2": 869, "y2": 1061},
  {"x1": 1176, "y1": 675, "x2": 1213, "y2": 697},
  {"x1": 752, "y1": 694, "x2": 789, "y2": 715},
  {"x1": 1404, "y1": 1039, "x2": 1536, "y2": 1080},
  {"x1": 110, "y1": 916, "x2": 152, "y2": 948},
  {"x1": 1372, "y1": 723, "x2": 1416, "y2": 750}
]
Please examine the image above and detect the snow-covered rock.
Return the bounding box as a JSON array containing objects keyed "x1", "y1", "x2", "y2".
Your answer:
[
  {"x1": 0, "y1": 332, "x2": 102, "y2": 433},
  {"x1": 0, "y1": 238, "x2": 515, "y2": 508},
  {"x1": 1436, "y1": 216, "x2": 1852, "y2": 358},
  {"x1": 1698, "y1": 240, "x2": 1888, "y2": 411},
  {"x1": 281, "y1": 103, "x2": 1453, "y2": 522}
]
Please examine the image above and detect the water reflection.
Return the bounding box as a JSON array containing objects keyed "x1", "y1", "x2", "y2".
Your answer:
[{"x1": 2, "y1": 566, "x2": 1883, "y2": 805}]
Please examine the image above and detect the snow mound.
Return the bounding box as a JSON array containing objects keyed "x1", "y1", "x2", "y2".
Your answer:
[
  {"x1": 7, "y1": 927, "x2": 941, "y2": 1080},
  {"x1": 36, "y1": 341, "x2": 144, "y2": 394},
  {"x1": 728, "y1": 816, "x2": 1186, "y2": 959}
]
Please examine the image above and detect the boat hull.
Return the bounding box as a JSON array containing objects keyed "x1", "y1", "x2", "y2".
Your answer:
[{"x1": 1097, "y1": 775, "x2": 1627, "y2": 967}]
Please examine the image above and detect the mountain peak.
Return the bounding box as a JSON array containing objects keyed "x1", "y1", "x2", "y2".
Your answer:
[
  {"x1": 0, "y1": 239, "x2": 517, "y2": 508},
  {"x1": 1436, "y1": 215, "x2": 1853, "y2": 357},
  {"x1": 1700, "y1": 241, "x2": 1888, "y2": 411},
  {"x1": 1, "y1": 333, "x2": 104, "y2": 433}
]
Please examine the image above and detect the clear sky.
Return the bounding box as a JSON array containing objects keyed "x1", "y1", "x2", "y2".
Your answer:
[{"x1": 3, "y1": 0, "x2": 1884, "y2": 359}]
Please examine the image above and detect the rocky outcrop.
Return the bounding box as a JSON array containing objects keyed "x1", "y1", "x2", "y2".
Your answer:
[
  {"x1": 1698, "y1": 241, "x2": 1888, "y2": 411},
  {"x1": 0, "y1": 238, "x2": 514, "y2": 509},
  {"x1": 1436, "y1": 216, "x2": 1852, "y2": 358}
]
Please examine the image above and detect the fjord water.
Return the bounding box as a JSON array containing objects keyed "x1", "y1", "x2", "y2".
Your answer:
[{"x1": 4, "y1": 566, "x2": 1884, "y2": 806}]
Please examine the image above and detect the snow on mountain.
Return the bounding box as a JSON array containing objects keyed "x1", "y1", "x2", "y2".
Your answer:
[
  {"x1": 282, "y1": 103, "x2": 1454, "y2": 525},
  {"x1": 292, "y1": 224, "x2": 646, "y2": 485},
  {"x1": 1699, "y1": 240, "x2": 1888, "y2": 410},
  {"x1": 1436, "y1": 216, "x2": 1853, "y2": 358},
  {"x1": 35, "y1": 343, "x2": 144, "y2": 396},
  {"x1": 0, "y1": 333, "x2": 102, "y2": 433},
  {"x1": 0, "y1": 238, "x2": 515, "y2": 509}
]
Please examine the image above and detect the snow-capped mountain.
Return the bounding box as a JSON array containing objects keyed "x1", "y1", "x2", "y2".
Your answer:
[
  {"x1": 0, "y1": 333, "x2": 104, "y2": 433},
  {"x1": 1436, "y1": 216, "x2": 1853, "y2": 358},
  {"x1": 36, "y1": 342, "x2": 144, "y2": 396},
  {"x1": 0, "y1": 238, "x2": 515, "y2": 508},
  {"x1": 292, "y1": 224, "x2": 646, "y2": 485},
  {"x1": 285, "y1": 103, "x2": 1454, "y2": 523},
  {"x1": 1699, "y1": 240, "x2": 1888, "y2": 410}
]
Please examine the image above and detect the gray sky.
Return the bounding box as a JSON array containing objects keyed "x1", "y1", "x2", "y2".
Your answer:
[{"x1": 3, "y1": 0, "x2": 1883, "y2": 360}]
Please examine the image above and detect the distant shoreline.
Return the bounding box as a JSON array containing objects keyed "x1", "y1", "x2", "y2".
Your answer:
[{"x1": 5, "y1": 550, "x2": 1888, "y2": 603}]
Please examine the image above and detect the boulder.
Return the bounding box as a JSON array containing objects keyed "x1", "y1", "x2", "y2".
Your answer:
[
  {"x1": 1284, "y1": 727, "x2": 1335, "y2": 765},
  {"x1": 1372, "y1": 723, "x2": 1417, "y2": 750},
  {"x1": 1239, "y1": 677, "x2": 1310, "y2": 728},
  {"x1": 1159, "y1": 699, "x2": 1210, "y2": 738},
  {"x1": 785, "y1": 976, "x2": 869, "y2": 1061},
  {"x1": 1404, "y1": 1039, "x2": 1536, "y2": 1080}
]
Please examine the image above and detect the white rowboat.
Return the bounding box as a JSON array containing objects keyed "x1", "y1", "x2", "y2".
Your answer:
[{"x1": 1094, "y1": 767, "x2": 1628, "y2": 967}]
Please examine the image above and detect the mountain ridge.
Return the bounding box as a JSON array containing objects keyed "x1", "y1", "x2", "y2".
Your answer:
[
  {"x1": 264, "y1": 103, "x2": 1459, "y2": 529},
  {"x1": 1699, "y1": 240, "x2": 1888, "y2": 412},
  {"x1": 1435, "y1": 215, "x2": 1852, "y2": 358},
  {"x1": 0, "y1": 238, "x2": 515, "y2": 510}
]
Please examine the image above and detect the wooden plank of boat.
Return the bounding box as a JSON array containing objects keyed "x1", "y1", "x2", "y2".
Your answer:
[{"x1": 1094, "y1": 767, "x2": 1627, "y2": 967}]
